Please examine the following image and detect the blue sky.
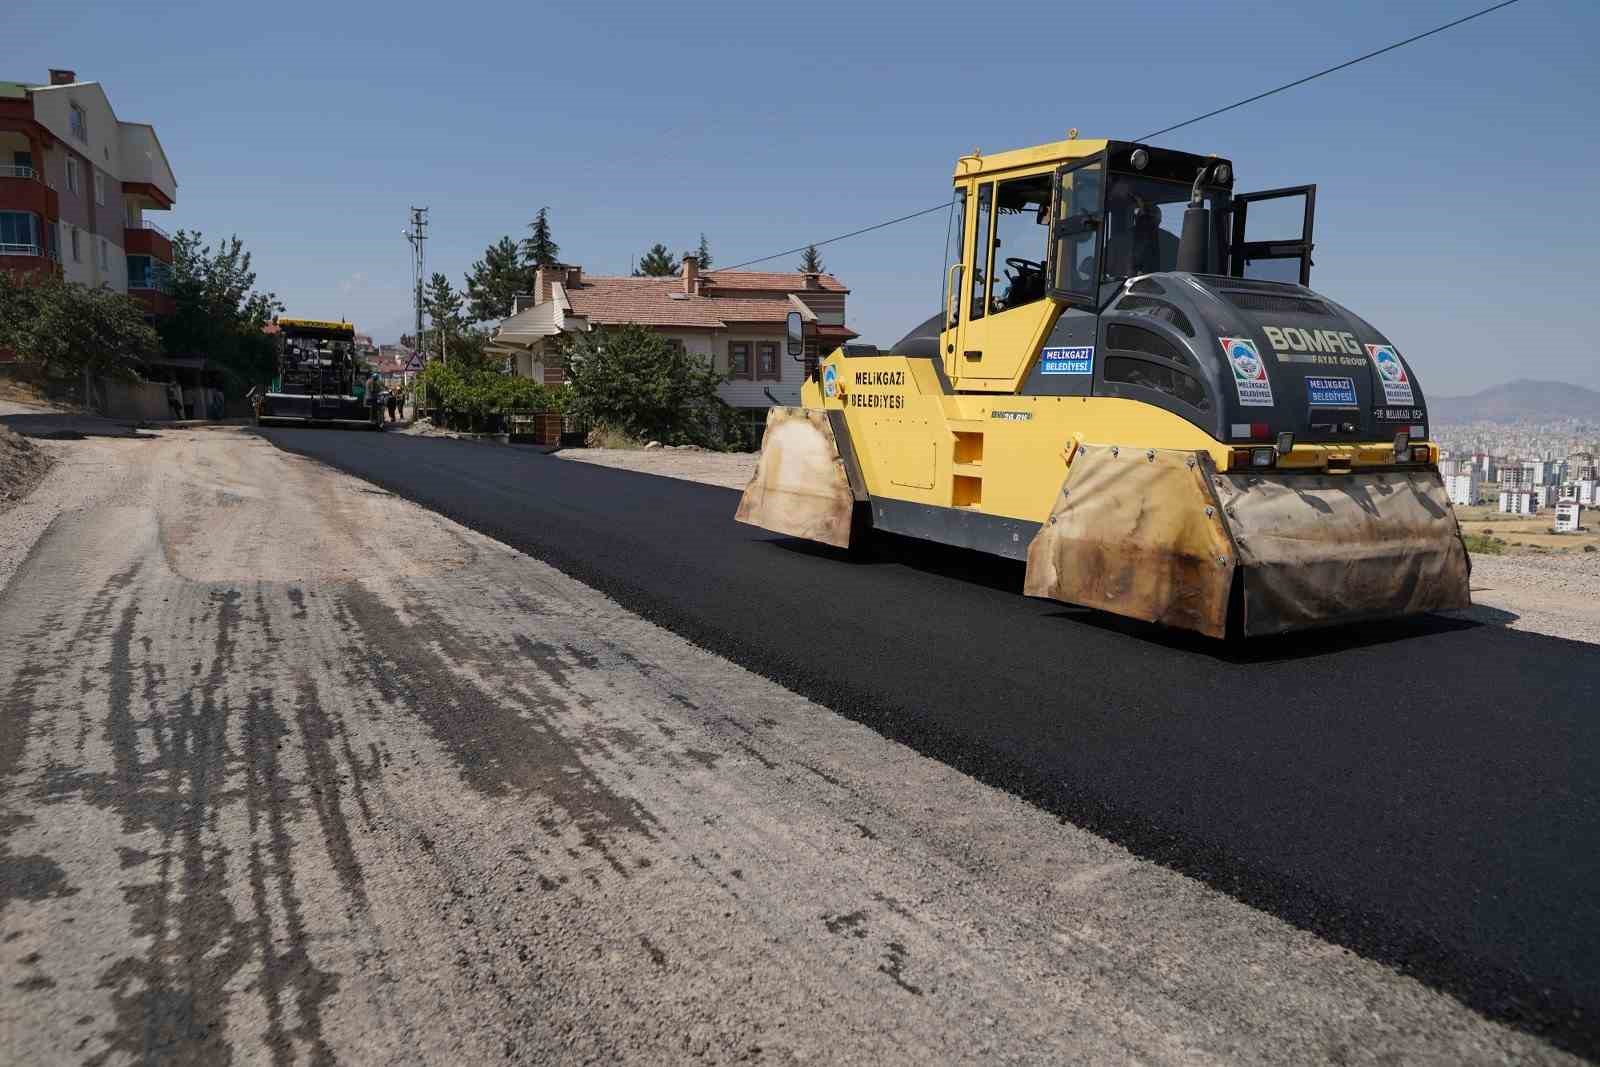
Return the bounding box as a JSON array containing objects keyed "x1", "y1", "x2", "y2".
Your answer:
[{"x1": 11, "y1": 0, "x2": 1597, "y2": 394}]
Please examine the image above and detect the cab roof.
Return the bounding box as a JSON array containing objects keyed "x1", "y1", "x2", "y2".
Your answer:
[
  {"x1": 952, "y1": 136, "x2": 1109, "y2": 179},
  {"x1": 277, "y1": 318, "x2": 355, "y2": 335}
]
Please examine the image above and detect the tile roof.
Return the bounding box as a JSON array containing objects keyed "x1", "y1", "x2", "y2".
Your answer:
[
  {"x1": 700, "y1": 270, "x2": 847, "y2": 294},
  {"x1": 564, "y1": 276, "x2": 804, "y2": 329}
]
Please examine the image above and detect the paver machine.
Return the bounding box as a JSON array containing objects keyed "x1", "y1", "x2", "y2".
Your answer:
[
  {"x1": 254, "y1": 317, "x2": 383, "y2": 429},
  {"x1": 736, "y1": 136, "x2": 1470, "y2": 637}
]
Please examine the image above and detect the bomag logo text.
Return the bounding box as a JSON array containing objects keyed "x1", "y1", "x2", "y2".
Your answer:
[
  {"x1": 854, "y1": 370, "x2": 906, "y2": 386},
  {"x1": 1263, "y1": 325, "x2": 1362, "y2": 357}
]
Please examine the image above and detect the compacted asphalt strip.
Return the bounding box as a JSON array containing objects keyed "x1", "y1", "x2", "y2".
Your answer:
[{"x1": 260, "y1": 428, "x2": 1600, "y2": 1055}]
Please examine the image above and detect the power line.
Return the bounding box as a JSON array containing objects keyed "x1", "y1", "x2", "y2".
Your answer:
[
  {"x1": 722, "y1": 202, "x2": 952, "y2": 271},
  {"x1": 1137, "y1": 0, "x2": 1522, "y2": 141},
  {"x1": 722, "y1": 0, "x2": 1523, "y2": 272}
]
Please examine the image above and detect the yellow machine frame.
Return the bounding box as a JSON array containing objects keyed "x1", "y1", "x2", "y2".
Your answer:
[{"x1": 737, "y1": 136, "x2": 1470, "y2": 637}]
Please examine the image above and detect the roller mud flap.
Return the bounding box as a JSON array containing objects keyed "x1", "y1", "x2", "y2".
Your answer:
[
  {"x1": 1212, "y1": 466, "x2": 1471, "y2": 636},
  {"x1": 1024, "y1": 445, "x2": 1472, "y2": 639},
  {"x1": 1024, "y1": 445, "x2": 1237, "y2": 638},
  {"x1": 735, "y1": 407, "x2": 861, "y2": 550}
]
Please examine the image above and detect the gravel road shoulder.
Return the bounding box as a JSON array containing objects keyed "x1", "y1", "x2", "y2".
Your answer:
[
  {"x1": 0, "y1": 426, "x2": 1578, "y2": 1063},
  {"x1": 554, "y1": 446, "x2": 758, "y2": 490}
]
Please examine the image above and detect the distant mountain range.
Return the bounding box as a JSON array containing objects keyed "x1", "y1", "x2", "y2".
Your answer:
[{"x1": 1429, "y1": 380, "x2": 1600, "y2": 423}]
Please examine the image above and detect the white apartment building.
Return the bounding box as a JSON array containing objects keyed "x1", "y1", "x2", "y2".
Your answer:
[
  {"x1": 0, "y1": 69, "x2": 178, "y2": 316},
  {"x1": 1499, "y1": 490, "x2": 1537, "y2": 515},
  {"x1": 1554, "y1": 500, "x2": 1582, "y2": 533},
  {"x1": 1444, "y1": 470, "x2": 1480, "y2": 507}
]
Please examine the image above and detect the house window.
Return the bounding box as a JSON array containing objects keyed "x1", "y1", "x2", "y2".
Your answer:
[
  {"x1": 664, "y1": 338, "x2": 685, "y2": 355},
  {"x1": 756, "y1": 341, "x2": 780, "y2": 381},
  {"x1": 728, "y1": 341, "x2": 752, "y2": 379},
  {"x1": 0, "y1": 211, "x2": 37, "y2": 253},
  {"x1": 70, "y1": 103, "x2": 87, "y2": 141},
  {"x1": 127, "y1": 254, "x2": 151, "y2": 288},
  {"x1": 93, "y1": 169, "x2": 105, "y2": 205},
  {"x1": 69, "y1": 226, "x2": 80, "y2": 262},
  {"x1": 99, "y1": 238, "x2": 108, "y2": 270},
  {"x1": 66, "y1": 157, "x2": 80, "y2": 195}
]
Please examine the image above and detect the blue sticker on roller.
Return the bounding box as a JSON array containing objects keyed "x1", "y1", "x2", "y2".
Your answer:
[
  {"x1": 1041, "y1": 346, "x2": 1093, "y2": 375},
  {"x1": 1305, "y1": 375, "x2": 1358, "y2": 408}
]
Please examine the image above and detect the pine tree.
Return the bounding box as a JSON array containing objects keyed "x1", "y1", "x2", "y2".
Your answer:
[
  {"x1": 424, "y1": 272, "x2": 465, "y2": 349},
  {"x1": 463, "y1": 236, "x2": 533, "y2": 322},
  {"x1": 635, "y1": 243, "x2": 679, "y2": 277},
  {"x1": 798, "y1": 244, "x2": 824, "y2": 273},
  {"x1": 524, "y1": 207, "x2": 560, "y2": 268},
  {"x1": 696, "y1": 233, "x2": 713, "y2": 270}
]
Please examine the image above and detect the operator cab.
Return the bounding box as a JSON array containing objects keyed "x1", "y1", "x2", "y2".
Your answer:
[
  {"x1": 925, "y1": 138, "x2": 1425, "y2": 452},
  {"x1": 1048, "y1": 142, "x2": 1316, "y2": 300}
]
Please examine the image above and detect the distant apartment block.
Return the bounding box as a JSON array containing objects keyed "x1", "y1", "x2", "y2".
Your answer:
[
  {"x1": 0, "y1": 69, "x2": 178, "y2": 316},
  {"x1": 1554, "y1": 500, "x2": 1583, "y2": 534},
  {"x1": 1498, "y1": 490, "x2": 1537, "y2": 515},
  {"x1": 1565, "y1": 480, "x2": 1599, "y2": 506},
  {"x1": 1499, "y1": 464, "x2": 1535, "y2": 492},
  {"x1": 1444, "y1": 471, "x2": 1480, "y2": 507}
]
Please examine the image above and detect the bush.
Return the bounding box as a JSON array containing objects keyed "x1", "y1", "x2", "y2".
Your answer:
[
  {"x1": 585, "y1": 423, "x2": 646, "y2": 449},
  {"x1": 0, "y1": 270, "x2": 158, "y2": 378},
  {"x1": 415, "y1": 360, "x2": 570, "y2": 429},
  {"x1": 1461, "y1": 532, "x2": 1507, "y2": 556},
  {"x1": 559, "y1": 325, "x2": 747, "y2": 450}
]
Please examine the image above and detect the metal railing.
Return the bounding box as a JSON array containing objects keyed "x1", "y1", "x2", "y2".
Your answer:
[
  {"x1": 0, "y1": 241, "x2": 41, "y2": 256},
  {"x1": 126, "y1": 218, "x2": 171, "y2": 240},
  {"x1": 0, "y1": 165, "x2": 38, "y2": 180}
]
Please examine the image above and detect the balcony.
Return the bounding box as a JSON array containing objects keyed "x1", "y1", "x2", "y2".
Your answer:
[
  {"x1": 128, "y1": 253, "x2": 174, "y2": 315},
  {"x1": 130, "y1": 288, "x2": 176, "y2": 317},
  {"x1": 0, "y1": 238, "x2": 59, "y2": 277},
  {"x1": 124, "y1": 219, "x2": 173, "y2": 263},
  {"x1": 0, "y1": 165, "x2": 57, "y2": 220}
]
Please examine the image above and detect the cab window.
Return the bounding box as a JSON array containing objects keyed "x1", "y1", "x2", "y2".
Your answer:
[
  {"x1": 1052, "y1": 160, "x2": 1104, "y2": 299},
  {"x1": 942, "y1": 188, "x2": 966, "y2": 326},
  {"x1": 985, "y1": 173, "x2": 1052, "y2": 315},
  {"x1": 969, "y1": 183, "x2": 992, "y2": 321}
]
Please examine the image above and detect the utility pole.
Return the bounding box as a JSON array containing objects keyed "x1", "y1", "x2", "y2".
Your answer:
[{"x1": 405, "y1": 206, "x2": 428, "y2": 360}]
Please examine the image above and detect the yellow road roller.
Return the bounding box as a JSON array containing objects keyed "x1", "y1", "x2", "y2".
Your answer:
[{"x1": 736, "y1": 136, "x2": 1470, "y2": 637}]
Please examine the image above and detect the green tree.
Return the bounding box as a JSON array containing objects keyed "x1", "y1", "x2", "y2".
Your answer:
[
  {"x1": 424, "y1": 272, "x2": 463, "y2": 331},
  {"x1": 463, "y1": 236, "x2": 532, "y2": 323},
  {"x1": 696, "y1": 233, "x2": 713, "y2": 269},
  {"x1": 798, "y1": 244, "x2": 824, "y2": 273},
  {"x1": 161, "y1": 230, "x2": 282, "y2": 396},
  {"x1": 524, "y1": 207, "x2": 560, "y2": 268},
  {"x1": 560, "y1": 324, "x2": 744, "y2": 448},
  {"x1": 634, "y1": 243, "x2": 679, "y2": 277},
  {"x1": 0, "y1": 270, "x2": 158, "y2": 378}
]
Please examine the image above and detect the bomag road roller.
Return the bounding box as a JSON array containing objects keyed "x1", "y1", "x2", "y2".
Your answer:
[{"x1": 736, "y1": 136, "x2": 1471, "y2": 638}]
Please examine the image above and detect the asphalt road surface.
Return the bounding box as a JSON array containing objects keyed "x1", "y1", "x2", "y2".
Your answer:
[{"x1": 260, "y1": 428, "x2": 1600, "y2": 1057}]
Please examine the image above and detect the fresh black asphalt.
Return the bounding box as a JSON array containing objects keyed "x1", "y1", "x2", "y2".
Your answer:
[{"x1": 262, "y1": 428, "x2": 1600, "y2": 1056}]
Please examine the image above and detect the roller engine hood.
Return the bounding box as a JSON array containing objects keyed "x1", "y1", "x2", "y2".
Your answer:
[{"x1": 1094, "y1": 274, "x2": 1428, "y2": 445}]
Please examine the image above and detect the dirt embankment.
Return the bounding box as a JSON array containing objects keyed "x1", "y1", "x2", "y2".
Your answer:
[{"x1": 0, "y1": 426, "x2": 53, "y2": 513}]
